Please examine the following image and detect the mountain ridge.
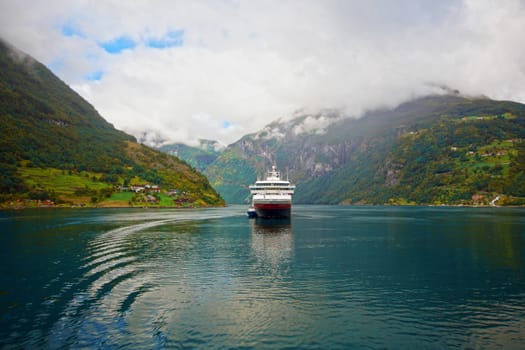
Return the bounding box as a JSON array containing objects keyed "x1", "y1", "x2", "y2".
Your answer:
[
  {"x1": 0, "y1": 39, "x2": 224, "y2": 208},
  {"x1": 202, "y1": 94, "x2": 525, "y2": 206}
]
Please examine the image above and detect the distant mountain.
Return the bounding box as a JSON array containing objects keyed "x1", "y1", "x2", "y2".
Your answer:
[
  {"x1": 158, "y1": 139, "x2": 224, "y2": 172},
  {"x1": 204, "y1": 95, "x2": 525, "y2": 206},
  {"x1": 0, "y1": 39, "x2": 224, "y2": 208}
]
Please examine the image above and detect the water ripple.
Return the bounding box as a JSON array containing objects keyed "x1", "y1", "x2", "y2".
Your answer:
[{"x1": 2, "y1": 206, "x2": 525, "y2": 349}]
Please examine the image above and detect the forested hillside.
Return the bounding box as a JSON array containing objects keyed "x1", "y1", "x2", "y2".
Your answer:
[
  {"x1": 159, "y1": 140, "x2": 223, "y2": 172},
  {"x1": 0, "y1": 39, "x2": 224, "y2": 208},
  {"x1": 205, "y1": 95, "x2": 525, "y2": 205}
]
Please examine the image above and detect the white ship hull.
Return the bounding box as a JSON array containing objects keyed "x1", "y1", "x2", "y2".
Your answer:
[{"x1": 249, "y1": 166, "x2": 295, "y2": 219}]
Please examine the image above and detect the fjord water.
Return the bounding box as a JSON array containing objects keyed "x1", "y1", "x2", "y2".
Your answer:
[{"x1": 1, "y1": 206, "x2": 524, "y2": 349}]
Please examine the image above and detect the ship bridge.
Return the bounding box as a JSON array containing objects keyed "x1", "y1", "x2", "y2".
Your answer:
[{"x1": 249, "y1": 166, "x2": 295, "y2": 195}]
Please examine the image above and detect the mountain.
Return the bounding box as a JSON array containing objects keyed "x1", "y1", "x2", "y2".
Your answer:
[
  {"x1": 158, "y1": 139, "x2": 224, "y2": 172},
  {"x1": 0, "y1": 39, "x2": 224, "y2": 208},
  {"x1": 204, "y1": 94, "x2": 525, "y2": 206}
]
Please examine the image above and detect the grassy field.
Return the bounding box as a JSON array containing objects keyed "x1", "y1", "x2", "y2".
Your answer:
[
  {"x1": 15, "y1": 167, "x2": 187, "y2": 207},
  {"x1": 20, "y1": 167, "x2": 108, "y2": 192},
  {"x1": 99, "y1": 191, "x2": 199, "y2": 207},
  {"x1": 100, "y1": 192, "x2": 134, "y2": 207}
]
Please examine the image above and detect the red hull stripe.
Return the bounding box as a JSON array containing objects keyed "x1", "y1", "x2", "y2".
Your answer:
[{"x1": 254, "y1": 203, "x2": 291, "y2": 210}]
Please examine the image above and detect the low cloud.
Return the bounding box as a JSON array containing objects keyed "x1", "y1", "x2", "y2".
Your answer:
[
  {"x1": 1, "y1": 0, "x2": 525, "y2": 146},
  {"x1": 293, "y1": 114, "x2": 340, "y2": 136}
]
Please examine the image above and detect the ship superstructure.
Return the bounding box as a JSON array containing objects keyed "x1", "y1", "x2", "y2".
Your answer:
[{"x1": 248, "y1": 166, "x2": 295, "y2": 218}]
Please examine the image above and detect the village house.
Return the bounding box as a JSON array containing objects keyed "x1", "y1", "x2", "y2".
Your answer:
[
  {"x1": 146, "y1": 185, "x2": 161, "y2": 193},
  {"x1": 130, "y1": 184, "x2": 146, "y2": 192},
  {"x1": 167, "y1": 189, "x2": 180, "y2": 196},
  {"x1": 129, "y1": 184, "x2": 161, "y2": 193}
]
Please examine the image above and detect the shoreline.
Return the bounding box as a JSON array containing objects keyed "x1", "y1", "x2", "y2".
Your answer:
[
  {"x1": 0, "y1": 201, "x2": 227, "y2": 210},
  {"x1": 2, "y1": 202, "x2": 524, "y2": 211}
]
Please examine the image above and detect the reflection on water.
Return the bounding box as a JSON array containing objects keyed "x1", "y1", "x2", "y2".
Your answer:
[
  {"x1": 252, "y1": 217, "x2": 291, "y2": 232},
  {"x1": 1, "y1": 206, "x2": 525, "y2": 349},
  {"x1": 251, "y1": 218, "x2": 292, "y2": 268}
]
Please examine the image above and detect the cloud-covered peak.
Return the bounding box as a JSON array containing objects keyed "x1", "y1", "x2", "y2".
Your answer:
[
  {"x1": 292, "y1": 113, "x2": 342, "y2": 136},
  {"x1": 1, "y1": 0, "x2": 525, "y2": 146}
]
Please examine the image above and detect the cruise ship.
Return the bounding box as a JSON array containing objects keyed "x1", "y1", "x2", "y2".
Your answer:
[{"x1": 248, "y1": 166, "x2": 295, "y2": 218}]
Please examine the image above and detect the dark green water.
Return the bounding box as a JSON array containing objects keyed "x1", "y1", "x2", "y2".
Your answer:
[{"x1": 1, "y1": 205, "x2": 524, "y2": 349}]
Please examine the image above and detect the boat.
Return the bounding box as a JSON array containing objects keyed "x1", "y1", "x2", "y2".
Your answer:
[
  {"x1": 246, "y1": 206, "x2": 257, "y2": 218},
  {"x1": 248, "y1": 165, "x2": 295, "y2": 218}
]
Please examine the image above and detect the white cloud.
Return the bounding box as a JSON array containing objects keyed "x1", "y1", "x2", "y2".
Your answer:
[
  {"x1": 255, "y1": 125, "x2": 286, "y2": 141},
  {"x1": 1, "y1": 0, "x2": 525, "y2": 146},
  {"x1": 293, "y1": 114, "x2": 340, "y2": 136}
]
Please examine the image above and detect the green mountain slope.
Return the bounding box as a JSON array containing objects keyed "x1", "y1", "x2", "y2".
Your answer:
[
  {"x1": 158, "y1": 140, "x2": 223, "y2": 172},
  {"x1": 205, "y1": 95, "x2": 525, "y2": 205},
  {"x1": 0, "y1": 39, "x2": 224, "y2": 208}
]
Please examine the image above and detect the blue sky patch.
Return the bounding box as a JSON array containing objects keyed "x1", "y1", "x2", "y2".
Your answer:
[
  {"x1": 147, "y1": 30, "x2": 184, "y2": 49},
  {"x1": 100, "y1": 36, "x2": 136, "y2": 54},
  {"x1": 60, "y1": 24, "x2": 85, "y2": 38},
  {"x1": 84, "y1": 70, "x2": 104, "y2": 81},
  {"x1": 222, "y1": 120, "x2": 232, "y2": 129}
]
